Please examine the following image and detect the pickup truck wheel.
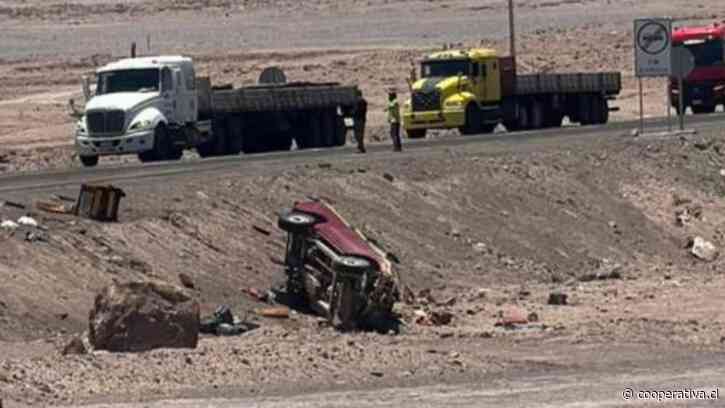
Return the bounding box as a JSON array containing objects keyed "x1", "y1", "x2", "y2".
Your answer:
[
  {"x1": 80, "y1": 155, "x2": 99, "y2": 167},
  {"x1": 333, "y1": 256, "x2": 372, "y2": 275},
  {"x1": 406, "y1": 129, "x2": 427, "y2": 139},
  {"x1": 460, "y1": 103, "x2": 482, "y2": 135},
  {"x1": 278, "y1": 212, "x2": 317, "y2": 234}
]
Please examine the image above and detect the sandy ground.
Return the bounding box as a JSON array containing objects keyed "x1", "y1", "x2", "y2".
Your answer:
[{"x1": 2, "y1": 125, "x2": 725, "y2": 405}]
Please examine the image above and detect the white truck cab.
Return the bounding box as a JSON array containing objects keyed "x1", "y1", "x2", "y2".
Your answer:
[{"x1": 75, "y1": 56, "x2": 200, "y2": 166}]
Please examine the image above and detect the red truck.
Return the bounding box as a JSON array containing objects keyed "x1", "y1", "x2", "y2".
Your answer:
[{"x1": 671, "y1": 22, "x2": 725, "y2": 114}]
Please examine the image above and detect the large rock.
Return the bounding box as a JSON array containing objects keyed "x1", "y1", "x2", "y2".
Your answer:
[{"x1": 89, "y1": 280, "x2": 200, "y2": 352}]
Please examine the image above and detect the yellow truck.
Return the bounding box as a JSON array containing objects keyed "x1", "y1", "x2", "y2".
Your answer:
[{"x1": 403, "y1": 48, "x2": 621, "y2": 138}]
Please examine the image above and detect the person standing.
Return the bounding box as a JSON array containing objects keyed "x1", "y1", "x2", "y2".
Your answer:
[
  {"x1": 386, "y1": 90, "x2": 402, "y2": 152},
  {"x1": 353, "y1": 92, "x2": 367, "y2": 153}
]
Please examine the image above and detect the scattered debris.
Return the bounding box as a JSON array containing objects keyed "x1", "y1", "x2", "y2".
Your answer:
[
  {"x1": 318, "y1": 162, "x2": 332, "y2": 169},
  {"x1": 196, "y1": 191, "x2": 209, "y2": 200},
  {"x1": 0, "y1": 220, "x2": 19, "y2": 231},
  {"x1": 36, "y1": 200, "x2": 74, "y2": 215},
  {"x1": 527, "y1": 312, "x2": 540, "y2": 323},
  {"x1": 672, "y1": 193, "x2": 692, "y2": 207},
  {"x1": 370, "y1": 371, "x2": 384, "y2": 377},
  {"x1": 629, "y1": 128, "x2": 639, "y2": 138},
  {"x1": 178, "y1": 273, "x2": 195, "y2": 289},
  {"x1": 0, "y1": 200, "x2": 25, "y2": 210},
  {"x1": 25, "y1": 231, "x2": 47, "y2": 243},
  {"x1": 76, "y1": 184, "x2": 125, "y2": 222},
  {"x1": 89, "y1": 280, "x2": 200, "y2": 352},
  {"x1": 243, "y1": 287, "x2": 269, "y2": 302},
  {"x1": 382, "y1": 172, "x2": 395, "y2": 182},
  {"x1": 689, "y1": 236, "x2": 718, "y2": 262},
  {"x1": 255, "y1": 306, "x2": 290, "y2": 319},
  {"x1": 415, "y1": 309, "x2": 453, "y2": 326},
  {"x1": 579, "y1": 261, "x2": 623, "y2": 282},
  {"x1": 495, "y1": 306, "x2": 529, "y2": 327},
  {"x1": 252, "y1": 225, "x2": 271, "y2": 235},
  {"x1": 52, "y1": 194, "x2": 77, "y2": 203},
  {"x1": 201, "y1": 305, "x2": 236, "y2": 334},
  {"x1": 548, "y1": 292, "x2": 568, "y2": 306},
  {"x1": 61, "y1": 335, "x2": 88, "y2": 356},
  {"x1": 17, "y1": 216, "x2": 38, "y2": 228}
]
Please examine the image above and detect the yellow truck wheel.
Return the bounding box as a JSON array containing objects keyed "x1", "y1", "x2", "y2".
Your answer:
[{"x1": 406, "y1": 129, "x2": 427, "y2": 139}]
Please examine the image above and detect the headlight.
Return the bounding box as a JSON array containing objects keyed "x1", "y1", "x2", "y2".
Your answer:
[
  {"x1": 129, "y1": 119, "x2": 153, "y2": 131},
  {"x1": 714, "y1": 85, "x2": 725, "y2": 92},
  {"x1": 76, "y1": 119, "x2": 87, "y2": 134}
]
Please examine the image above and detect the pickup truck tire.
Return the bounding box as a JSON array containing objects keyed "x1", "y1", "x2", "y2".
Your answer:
[
  {"x1": 278, "y1": 212, "x2": 317, "y2": 234},
  {"x1": 80, "y1": 155, "x2": 99, "y2": 167},
  {"x1": 333, "y1": 256, "x2": 372, "y2": 275},
  {"x1": 406, "y1": 129, "x2": 427, "y2": 139}
]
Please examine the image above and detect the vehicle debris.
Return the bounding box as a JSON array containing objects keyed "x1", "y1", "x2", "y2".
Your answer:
[
  {"x1": 415, "y1": 309, "x2": 454, "y2": 326},
  {"x1": 75, "y1": 184, "x2": 125, "y2": 222},
  {"x1": 17, "y1": 216, "x2": 38, "y2": 227},
  {"x1": 548, "y1": 292, "x2": 569, "y2": 305},
  {"x1": 276, "y1": 199, "x2": 401, "y2": 331},
  {"x1": 35, "y1": 200, "x2": 74, "y2": 215},
  {"x1": 1, "y1": 220, "x2": 19, "y2": 231},
  {"x1": 200, "y1": 305, "x2": 255, "y2": 336},
  {"x1": 255, "y1": 306, "x2": 290, "y2": 319},
  {"x1": 0, "y1": 200, "x2": 25, "y2": 210}
]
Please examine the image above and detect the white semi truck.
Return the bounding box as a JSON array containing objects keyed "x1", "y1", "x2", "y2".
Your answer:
[{"x1": 74, "y1": 56, "x2": 366, "y2": 167}]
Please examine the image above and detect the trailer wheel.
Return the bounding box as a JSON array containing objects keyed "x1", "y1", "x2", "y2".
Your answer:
[
  {"x1": 460, "y1": 103, "x2": 482, "y2": 135},
  {"x1": 579, "y1": 95, "x2": 594, "y2": 125},
  {"x1": 278, "y1": 212, "x2": 317, "y2": 234},
  {"x1": 516, "y1": 102, "x2": 531, "y2": 130},
  {"x1": 226, "y1": 116, "x2": 244, "y2": 155},
  {"x1": 406, "y1": 129, "x2": 427, "y2": 139},
  {"x1": 530, "y1": 101, "x2": 544, "y2": 129},
  {"x1": 80, "y1": 155, "x2": 99, "y2": 167},
  {"x1": 692, "y1": 105, "x2": 716, "y2": 114}
]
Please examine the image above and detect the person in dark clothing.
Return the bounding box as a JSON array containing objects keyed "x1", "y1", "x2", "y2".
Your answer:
[
  {"x1": 353, "y1": 94, "x2": 367, "y2": 153},
  {"x1": 386, "y1": 90, "x2": 402, "y2": 152}
]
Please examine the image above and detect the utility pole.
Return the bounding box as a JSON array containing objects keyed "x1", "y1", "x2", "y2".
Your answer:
[{"x1": 508, "y1": 0, "x2": 516, "y2": 58}]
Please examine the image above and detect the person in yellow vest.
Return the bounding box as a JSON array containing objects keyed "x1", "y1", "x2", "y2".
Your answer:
[{"x1": 386, "y1": 90, "x2": 402, "y2": 152}]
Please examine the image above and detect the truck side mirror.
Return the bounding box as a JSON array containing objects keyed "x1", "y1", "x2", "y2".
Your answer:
[{"x1": 81, "y1": 75, "x2": 91, "y2": 101}]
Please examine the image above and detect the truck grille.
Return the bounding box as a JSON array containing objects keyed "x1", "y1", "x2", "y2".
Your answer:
[
  {"x1": 411, "y1": 90, "x2": 441, "y2": 112},
  {"x1": 86, "y1": 110, "x2": 125, "y2": 135}
]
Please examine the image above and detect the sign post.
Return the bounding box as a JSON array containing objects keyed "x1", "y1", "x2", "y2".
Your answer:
[
  {"x1": 634, "y1": 18, "x2": 673, "y2": 134},
  {"x1": 670, "y1": 46, "x2": 695, "y2": 131}
]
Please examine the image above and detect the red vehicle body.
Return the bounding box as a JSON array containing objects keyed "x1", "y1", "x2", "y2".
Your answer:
[
  {"x1": 670, "y1": 22, "x2": 725, "y2": 114},
  {"x1": 277, "y1": 200, "x2": 399, "y2": 330}
]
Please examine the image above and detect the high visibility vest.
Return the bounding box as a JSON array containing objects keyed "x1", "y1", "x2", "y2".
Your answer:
[{"x1": 387, "y1": 100, "x2": 400, "y2": 124}]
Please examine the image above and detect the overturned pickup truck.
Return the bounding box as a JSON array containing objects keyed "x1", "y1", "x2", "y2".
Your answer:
[{"x1": 277, "y1": 200, "x2": 401, "y2": 330}]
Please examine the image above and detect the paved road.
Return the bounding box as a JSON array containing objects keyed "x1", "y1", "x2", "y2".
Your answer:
[
  {"x1": 1, "y1": 113, "x2": 723, "y2": 195},
  {"x1": 66, "y1": 351, "x2": 725, "y2": 408}
]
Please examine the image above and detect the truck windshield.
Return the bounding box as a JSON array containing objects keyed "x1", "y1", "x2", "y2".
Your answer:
[
  {"x1": 421, "y1": 60, "x2": 471, "y2": 78},
  {"x1": 96, "y1": 69, "x2": 160, "y2": 95},
  {"x1": 685, "y1": 39, "x2": 724, "y2": 67}
]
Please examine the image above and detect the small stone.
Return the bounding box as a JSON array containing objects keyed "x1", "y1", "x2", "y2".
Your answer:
[
  {"x1": 185, "y1": 356, "x2": 193, "y2": 365},
  {"x1": 629, "y1": 128, "x2": 640, "y2": 138},
  {"x1": 527, "y1": 312, "x2": 540, "y2": 322},
  {"x1": 196, "y1": 191, "x2": 209, "y2": 200},
  {"x1": 370, "y1": 371, "x2": 384, "y2": 377},
  {"x1": 382, "y1": 173, "x2": 395, "y2": 182},
  {"x1": 178, "y1": 273, "x2": 195, "y2": 289},
  {"x1": 548, "y1": 292, "x2": 568, "y2": 306}
]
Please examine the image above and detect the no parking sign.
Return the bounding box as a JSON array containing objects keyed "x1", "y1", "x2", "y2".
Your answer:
[{"x1": 634, "y1": 18, "x2": 672, "y2": 77}]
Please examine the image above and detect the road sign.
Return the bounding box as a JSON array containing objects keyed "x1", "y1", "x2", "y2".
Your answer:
[
  {"x1": 634, "y1": 18, "x2": 672, "y2": 77},
  {"x1": 671, "y1": 46, "x2": 695, "y2": 79}
]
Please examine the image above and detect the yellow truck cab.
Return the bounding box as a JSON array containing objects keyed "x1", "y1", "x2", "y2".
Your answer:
[
  {"x1": 403, "y1": 48, "x2": 622, "y2": 138},
  {"x1": 404, "y1": 48, "x2": 503, "y2": 138}
]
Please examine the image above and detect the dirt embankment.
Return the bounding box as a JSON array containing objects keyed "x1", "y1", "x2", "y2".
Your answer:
[{"x1": 1, "y1": 129, "x2": 725, "y2": 405}]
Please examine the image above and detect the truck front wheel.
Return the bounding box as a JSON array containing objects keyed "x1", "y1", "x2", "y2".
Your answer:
[
  {"x1": 406, "y1": 129, "x2": 427, "y2": 139},
  {"x1": 139, "y1": 125, "x2": 176, "y2": 163},
  {"x1": 80, "y1": 155, "x2": 99, "y2": 167},
  {"x1": 460, "y1": 103, "x2": 482, "y2": 135}
]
